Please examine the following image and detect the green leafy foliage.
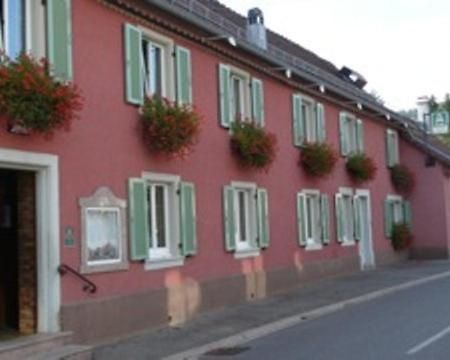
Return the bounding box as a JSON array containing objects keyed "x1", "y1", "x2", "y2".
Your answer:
[
  {"x1": 346, "y1": 153, "x2": 377, "y2": 183},
  {"x1": 141, "y1": 97, "x2": 201, "y2": 158},
  {"x1": 230, "y1": 121, "x2": 277, "y2": 171},
  {"x1": 390, "y1": 164, "x2": 415, "y2": 195},
  {"x1": 300, "y1": 142, "x2": 337, "y2": 178},
  {"x1": 391, "y1": 223, "x2": 412, "y2": 251},
  {"x1": 0, "y1": 54, "x2": 82, "y2": 135}
]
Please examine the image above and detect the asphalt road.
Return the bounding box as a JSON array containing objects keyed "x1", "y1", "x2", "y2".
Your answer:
[{"x1": 201, "y1": 276, "x2": 450, "y2": 360}]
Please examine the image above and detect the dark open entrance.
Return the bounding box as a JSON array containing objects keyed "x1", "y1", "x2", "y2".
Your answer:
[{"x1": 0, "y1": 169, "x2": 37, "y2": 337}]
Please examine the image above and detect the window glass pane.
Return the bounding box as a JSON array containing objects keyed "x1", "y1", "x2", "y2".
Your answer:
[
  {"x1": 6, "y1": 0, "x2": 25, "y2": 59},
  {"x1": 147, "y1": 185, "x2": 153, "y2": 247},
  {"x1": 238, "y1": 191, "x2": 247, "y2": 242},
  {"x1": 344, "y1": 195, "x2": 353, "y2": 240},
  {"x1": 155, "y1": 185, "x2": 166, "y2": 248},
  {"x1": 150, "y1": 44, "x2": 162, "y2": 97},
  {"x1": 231, "y1": 77, "x2": 242, "y2": 121},
  {"x1": 306, "y1": 196, "x2": 313, "y2": 240},
  {"x1": 86, "y1": 209, "x2": 120, "y2": 263},
  {"x1": 301, "y1": 104, "x2": 308, "y2": 140}
]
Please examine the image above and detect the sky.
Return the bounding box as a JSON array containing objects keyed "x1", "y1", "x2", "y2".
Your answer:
[{"x1": 221, "y1": 0, "x2": 450, "y2": 111}]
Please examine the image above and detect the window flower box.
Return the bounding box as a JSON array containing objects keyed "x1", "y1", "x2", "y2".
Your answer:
[
  {"x1": 140, "y1": 97, "x2": 201, "y2": 158},
  {"x1": 300, "y1": 142, "x2": 337, "y2": 178},
  {"x1": 346, "y1": 153, "x2": 377, "y2": 183},
  {"x1": 0, "y1": 55, "x2": 82, "y2": 136}
]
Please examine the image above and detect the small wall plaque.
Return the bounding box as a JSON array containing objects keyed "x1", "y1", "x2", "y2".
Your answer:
[{"x1": 64, "y1": 226, "x2": 75, "y2": 247}]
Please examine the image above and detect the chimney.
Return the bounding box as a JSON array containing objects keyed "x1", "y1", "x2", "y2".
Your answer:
[
  {"x1": 246, "y1": 8, "x2": 267, "y2": 50},
  {"x1": 416, "y1": 96, "x2": 430, "y2": 124}
]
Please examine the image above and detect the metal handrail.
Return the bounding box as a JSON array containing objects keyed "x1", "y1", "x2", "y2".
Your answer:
[{"x1": 57, "y1": 264, "x2": 97, "y2": 294}]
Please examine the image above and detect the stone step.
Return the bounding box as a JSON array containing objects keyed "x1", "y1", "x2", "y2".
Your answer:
[
  {"x1": 29, "y1": 345, "x2": 93, "y2": 360},
  {"x1": 0, "y1": 332, "x2": 73, "y2": 360}
]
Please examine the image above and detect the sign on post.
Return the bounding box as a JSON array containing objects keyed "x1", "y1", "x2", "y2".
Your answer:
[{"x1": 430, "y1": 111, "x2": 449, "y2": 134}]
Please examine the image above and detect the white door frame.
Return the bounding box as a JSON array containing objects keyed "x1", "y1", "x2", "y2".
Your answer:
[
  {"x1": 0, "y1": 148, "x2": 60, "y2": 333},
  {"x1": 355, "y1": 189, "x2": 375, "y2": 270}
]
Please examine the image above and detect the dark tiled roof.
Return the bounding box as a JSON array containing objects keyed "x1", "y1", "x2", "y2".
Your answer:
[{"x1": 196, "y1": 0, "x2": 340, "y2": 77}]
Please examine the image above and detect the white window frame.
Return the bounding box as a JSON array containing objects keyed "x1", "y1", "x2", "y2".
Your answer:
[
  {"x1": 301, "y1": 96, "x2": 318, "y2": 143},
  {"x1": 231, "y1": 181, "x2": 259, "y2": 259},
  {"x1": 228, "y1": 67, "x2": 251, "y2": 123},
  {"x1": 79, "y1": 187, "x2": 129, "y2": 274},
  {"x1": 344, "y1": 114, "x2": 359, "y2": 154},
  {"x1": 1, "y1": 0, "x2": 45, "y2": 58},
  {"x1": 139, "y1": 27, "x2": 175, "y2": 101},
  {"x1": 301, "y1": 189, "x2": 322, "y2": 251},
  {"x1": 387, "y1": 194, "x2": 404, "y2": 225},
  {"x1": 142, "y1": 172, "x2": 183, "y2": 270},
  {"x1": 338, "y1": 187, "x2": 356, "y2": 246},
  {"x1": 387, "y1": 129, "x2": 399, "y2": 166}
]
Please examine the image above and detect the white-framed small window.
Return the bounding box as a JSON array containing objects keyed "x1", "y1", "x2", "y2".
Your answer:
[
  {"x1": 335, "y1": 187, "x2": 356, "y2": 246},
  {"x1": 297, "y1": 190, "x2": 330, "y2": 250},
  {"x1": 386, "y1": 129, "x2": 399, "y2": 167},
  {"x1": 143, "y1": 173, "x2": 182, "y2": 269},
  {"x1": 128, "y1": 174, "x2": 197, "y2": 269},
  {"x1": 140, "y1": 29, "x2": 174, "y2": 100},
  {"x1": 384, "y1": 195, "x2": 411, "y2": 238},
  {"x1": 292, "y1": 94, "x2": 326, "y2": 147},
  {"x1": 339, "y1": 112, "x2": 363, "y2": 156},
  {"x1": 219, "y1": 64, "x2": 264, "y2": 128},
  {"x1": 79, "y1": 187, "x2": 129, "y2": 274},
  {"x1": 223, "y1": 182, "x2": 270, "y2": 258},
  {"x1": 0, "y1": 0, "x2": 45, "y2": 60}
]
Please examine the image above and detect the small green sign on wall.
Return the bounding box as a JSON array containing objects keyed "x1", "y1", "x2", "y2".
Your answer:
[{"x1": 64, "y1": 226, "x2": 75, "y2": 247}]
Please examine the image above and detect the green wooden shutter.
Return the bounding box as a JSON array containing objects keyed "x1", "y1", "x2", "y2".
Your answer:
[
  {"x1": 316, "y1": 103, "x2": 326, "y2": 143},
  {"x1": 339, "y1": 112, "x2": 349, "y2": 156},
  {"x1": 180, "y1": 182, "x2": 197, "y2": 256},
  {"x1": 219, "y1": 64, "x2": 231, "y2": 128},
  {"x1": 256, "y1": 188, "x2": 270, "y2": 249},
  {"x1": 353, "y1": 195, "x2": 361, "y2": 242},
  {"x1": 297, "y1": 193, "x2": 307, "y2": 247},
  {"x1": 320, "y1": 194, "x2": 330, "y2": 245},
  {"x1": 293, "y1": 94, "x2": 305, "y2": 147},
  {"x1": 47, "y1": 0, "x2": 73, "y2": 81},
  {"x1": 251, "y1": 78, "x2": 265, "y2": 127},
  {"x1": 403, "y1": 201, "x2": 412, "y2": 228},
  {"x1": 386, "y1": 130, "x2": 393, "y2": 167},
  {"x1": 124, "y1": 23, "x2": 143, "y2": 105},
  {"x1": 384, "y1": 198, "x2": 393, "y2": 238},
  {"x1": 335, "y1": 194, "x2": 344, "y2": 243},
  {"x1": 176, "y1": 46, "x2": 192, "y2": 105},
  {"x1": 128, "y1": 178, "x2": 149, "y2": 261},
  {"x1": 356, "y1": 119, "x2": 364, "y2": 153},
  {"x1": 223, "y1": 185, "x2": 236, "y2": 251}
]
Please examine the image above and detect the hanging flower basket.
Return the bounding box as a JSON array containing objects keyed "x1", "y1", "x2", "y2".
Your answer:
[
  {"x1": 391, "y1": 223, "x2": 412, "y2": 251},
  {"x1": 390, "y1": 164, "x2": 415, "y2": 195},
  {"x1": 140, "y1": 97, "x2": 201, "y2": 158},
  {"x1": 346, "y1": 153, "x2": 377, "y2": 183},
  {"x1": 0, "y1": 54, "x2": 82, "y2": 135},
  {"x1": 230, "y1": 121, "x2": 277, "y2": 171},
  {"x1": 300, "y1": 142, "x2": 338, "y2": 178}
]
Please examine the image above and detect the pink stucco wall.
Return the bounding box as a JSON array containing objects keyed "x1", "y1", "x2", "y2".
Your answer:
[
  {"x1": 401, "y1": 143, "x2": 450, "y2": 256},
  {"x1": 0, "y1": 0, "x2": 448, "y2": 306}
]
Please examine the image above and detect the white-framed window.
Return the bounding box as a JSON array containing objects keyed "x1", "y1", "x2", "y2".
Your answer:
[
  {"x1": 223, "y1": 182, "x2": 270, "y2": 258},
  {"x1": 292, "y1": 94, "x2": 325, "y2": 146},
  {"x1": 0, "y1": 0, "x2": 46, "y2": 60},
  {"x1": 384, "y1": 195, "x2": 411, "y2": 238},
  {"x1": 125, "y1": 24, "x2": 192, "y2": 106},
  {"x1": 79, "y1": 187, "x2": 129, "y2": 274},
  {"x1": 386, "y1": 129, "x2": 399, "y2": 167},
  {"x1": 140, "y1": 30, "x2": 174, "y2": 99},
  {"x1": 339, "y1": 112, "x2": 363, "y2": 156},
  {"x1": 128, "y1": 174, "x2": 197, "y2": 270},
  {"x1": 219, "y1": 64, "x2": 265, "y2": 128},
  {"x1": 335, "y1": 187, "x2": 356, "y2": 246},
  {"x1": 297, "y1": 190, "x2": 330, "y2": 250}
]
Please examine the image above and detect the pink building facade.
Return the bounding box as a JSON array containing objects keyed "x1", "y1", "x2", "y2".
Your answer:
[{"x1": 0, "y1": 0, "x2": 449, "y2": 345}]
